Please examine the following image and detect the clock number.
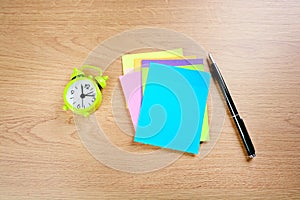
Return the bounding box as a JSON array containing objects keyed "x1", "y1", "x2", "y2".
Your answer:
[
  {"x1": 91, "y1": 97, "x2": 95, "y2": 102},
  {"x1": 77, "y1": 104, "x2": 80, "y2": 109},
  {"x1": 84, "y1": 84, "x2": 90, "y2": 90},
  {"x1": 71, "y1": 90, "x2": 74, "y2": 95}
]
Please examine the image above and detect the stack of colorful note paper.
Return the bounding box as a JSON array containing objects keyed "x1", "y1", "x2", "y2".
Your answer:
[{"x1": 119, "y1": 48, "x2": 211, "y2": 154}]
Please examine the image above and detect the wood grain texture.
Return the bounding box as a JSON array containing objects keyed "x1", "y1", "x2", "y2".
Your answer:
[{"x1": 0, "y1": 0, "x2": 299, "y2": 199}]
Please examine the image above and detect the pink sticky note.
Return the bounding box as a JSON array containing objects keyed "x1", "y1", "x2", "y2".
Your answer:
[{"x1": 119, "y1": 71, "x2": 142, "y2": 129}]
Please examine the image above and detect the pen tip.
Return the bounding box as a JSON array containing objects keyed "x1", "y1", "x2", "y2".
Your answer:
[{"x1": 208, "y1": 53, "x2": 215, "y2": 63}]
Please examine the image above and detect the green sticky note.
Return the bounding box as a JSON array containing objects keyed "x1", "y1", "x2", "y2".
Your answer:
[
  {"x1": 142, "y1": 65, "x2": 204, "y2": 94},
  {"x1": 142, "y1": 64, "x2": 210, "y2": 141},
  {"x1": 134, "y1": 63, "x2": 211, "y2": 154}
]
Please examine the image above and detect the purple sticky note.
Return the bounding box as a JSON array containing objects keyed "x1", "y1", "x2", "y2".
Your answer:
[
  {"x1": 119, "y1": 71, "x2": 142, "y2": 129},
  {"x1": 141, "y1": 58, "x2": 203, "y2": 67}
]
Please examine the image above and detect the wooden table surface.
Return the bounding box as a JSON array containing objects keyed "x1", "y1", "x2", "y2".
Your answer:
[{"x1": 1, "y1": 0, "x2": 299, "y2": 199}]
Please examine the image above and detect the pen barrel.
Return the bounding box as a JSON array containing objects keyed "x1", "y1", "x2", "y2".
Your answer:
[
  {"x1": 233, "y1": 115, "x2": 256, "y2": 157},
  {"x1": 210, "y1": 63, "x2": 238, "y2": 115}
]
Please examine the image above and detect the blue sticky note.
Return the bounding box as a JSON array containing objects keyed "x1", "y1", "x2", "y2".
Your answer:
[{"x1": 134, "y1": 63, "x2": 211, "y2": 154}]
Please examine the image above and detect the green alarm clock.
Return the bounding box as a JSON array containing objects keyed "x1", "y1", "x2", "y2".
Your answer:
[{"x1": 63, "y1": 65, "x2": 108, "y2": 116}]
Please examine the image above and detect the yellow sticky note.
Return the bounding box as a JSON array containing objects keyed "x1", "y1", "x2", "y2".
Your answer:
[{"x1": 121, "y1": 48, "x2": 183, "y2": 75}]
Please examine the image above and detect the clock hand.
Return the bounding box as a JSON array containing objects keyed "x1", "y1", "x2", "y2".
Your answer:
[
  {"x1": 84, "y1": 91, "x2": 94, "y2": 95},
  {"x1": 85, "y1": 94, "x2": 95, "y2": 97},
  {"x1": 80, "y1": 84, "x2": 86, "y2": 99},
  {"x1": 82, "y1": 98, "x2": 84, "y2": 108}
]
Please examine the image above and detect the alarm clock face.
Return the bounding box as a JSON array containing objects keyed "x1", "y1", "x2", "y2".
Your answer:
[{"x1": 65, "y1": 78, "x2": 98, "y2": 110}]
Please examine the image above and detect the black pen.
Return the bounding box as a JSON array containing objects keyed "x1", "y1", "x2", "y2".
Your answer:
[{"x1": 208, "y1": 53, "x2": 256, "y2": 158}]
